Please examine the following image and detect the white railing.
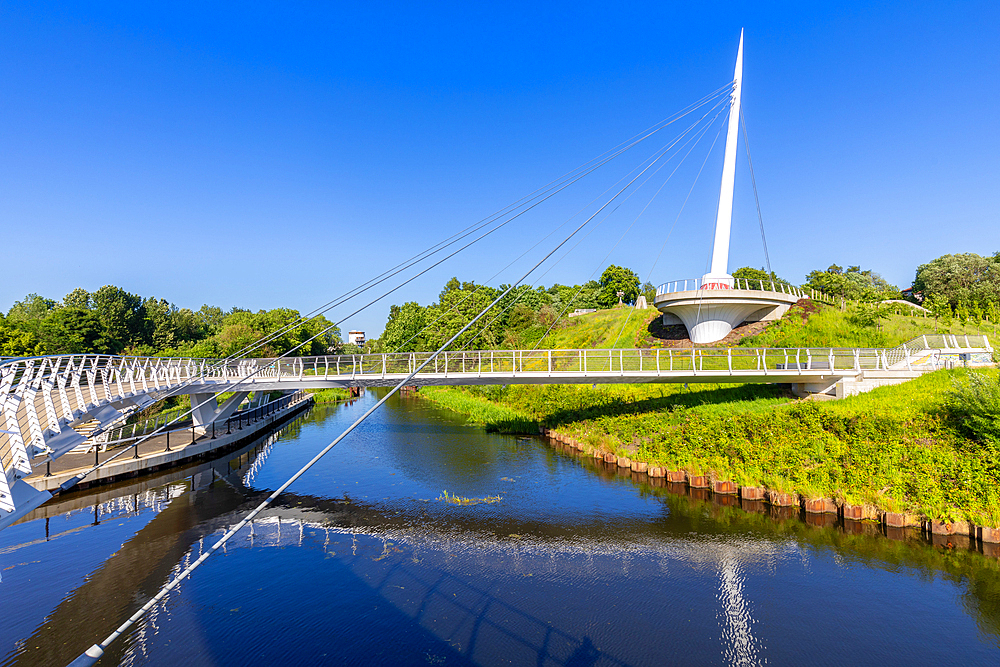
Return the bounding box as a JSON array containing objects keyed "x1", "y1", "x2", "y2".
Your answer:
[{"x1": 655, "y1": 278, "x2": 810, "y2": 298}]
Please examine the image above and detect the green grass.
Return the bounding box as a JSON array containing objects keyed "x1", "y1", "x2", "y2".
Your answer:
[
  {"x1": 531, "y1": 306, "x2": 661, "y2": 350},
  {"x1": 421, "y1": 371, "x2": 1000, "y2": 527},
  {"x1": 739, "y1": 301, "x2": 995, "y2": 349},
  {"x1": 420, "y1": 385, "x2": 539, "y2": 433},
  {"x1": 530, "y1": 299, "x2": 995, "y2": 351},
  {"x1": 309, "y1": 388, "x2": 352, "y2": 404}
]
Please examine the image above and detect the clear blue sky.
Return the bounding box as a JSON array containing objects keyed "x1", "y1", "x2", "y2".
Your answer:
[{"x1": 2, "y1": 1, "x2": 997, "y2": 337}]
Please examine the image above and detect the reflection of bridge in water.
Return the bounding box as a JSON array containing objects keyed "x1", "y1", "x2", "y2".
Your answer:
[
  {"x1": 6, "y1": 428, "x2": 786, "y2": 667},
  {"x1": 10, "y1": 417, "x2": 1000, "y2": 667}
]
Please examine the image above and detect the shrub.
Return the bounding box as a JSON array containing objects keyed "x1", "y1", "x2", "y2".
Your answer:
[{"x1": 946, "y1": 371, "x2": 1000, "y2": 445}]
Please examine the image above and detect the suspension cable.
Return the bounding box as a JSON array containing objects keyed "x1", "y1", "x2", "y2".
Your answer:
[
  {"x1": 379, "y1": 87, "x2": 734, "y2": 353},
  {"x1": 608, "y1": 106, "x2": 730, "y2": 348},
  {"x1": 740, "y1": 108, "x2": 771, "y2": 276},
  {"x1": 193, "y1": 82, "x2": 737, "y2": 362},
  {"x1": 66, "y1": 132, "x2": 658, "y2": 667},
  {"x1": 465, "y1": 98, "x2": 729, "y2": 352},
  {"x1": 457, "y1": 95, "x2": 731, "y2": 351},
  {"x1": 535, "y1": 100, "x2": 730, "y2": 349},
  {"x1": 59, "y1": 86, "x2": 734, "y2": 492}
]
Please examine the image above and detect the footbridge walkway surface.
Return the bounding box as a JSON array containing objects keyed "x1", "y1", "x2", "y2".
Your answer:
[{"x1": 0, "y1": 334, "x2": 992, "y2": 529}]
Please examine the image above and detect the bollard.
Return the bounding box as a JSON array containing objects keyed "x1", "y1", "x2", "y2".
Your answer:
[
  {"x1": 46, "y1": 460, "x2": 51, "y2": 477},
  {"x1": 191, "y1": 425, "x2": 195, "y2": 444},
  {"x1": 133, "y1": 439, "x2": 139, "y2": 459},
  {"x1": 165, "y1": 431, "x2": 171, "y2": 452},
  {"x1": 227, "y1": 418, "x2": 231, "y2": 434},
  {"x1": 211, "y1": 422, "x2": 216, "y2": 440}
]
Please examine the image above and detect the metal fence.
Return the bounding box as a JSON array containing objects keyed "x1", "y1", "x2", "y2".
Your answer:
[
  {"x1": 94, "y1": 390, "x2": 307, "y2": 456},
  {"x1": 655, "y1": 277, "x2": 812, "y2": 298}
]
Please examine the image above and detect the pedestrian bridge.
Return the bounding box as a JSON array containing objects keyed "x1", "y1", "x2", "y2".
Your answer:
[{"x1": 0, "y1": 334, "x2": 992, "y2": 528}]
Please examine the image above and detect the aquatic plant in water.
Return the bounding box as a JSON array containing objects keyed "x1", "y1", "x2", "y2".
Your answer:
[{"x1": 437, "y1": 490, "x2": 502, "y2": 506}]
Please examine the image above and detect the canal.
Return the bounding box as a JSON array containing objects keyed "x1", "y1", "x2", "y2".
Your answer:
[{"x1": 2, "y1": 390, "x2": 999, "y2": 666}]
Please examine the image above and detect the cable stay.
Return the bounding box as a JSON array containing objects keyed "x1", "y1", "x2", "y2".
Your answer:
[
  {"x1": 65, "y1": 81, "x2": 743, "y2": 666},
  {"x1": 467, "y1": 96, "x2": 732, "y2": 352},
  {"x1": 740, "y1": 108, "x2": 772, "y2": 277},
  {"x1": 55, "y1": 84, "x2": 733, "y2": 497}
]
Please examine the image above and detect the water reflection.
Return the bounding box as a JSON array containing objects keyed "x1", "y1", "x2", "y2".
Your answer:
[{"x1": 1, "y1": 395, "x2": 999, "y2": 666}]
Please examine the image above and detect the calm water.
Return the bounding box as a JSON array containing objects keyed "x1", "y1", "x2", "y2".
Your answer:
[{"x1": 2, "y1": 391, "x2": 1000, "y2": 666}]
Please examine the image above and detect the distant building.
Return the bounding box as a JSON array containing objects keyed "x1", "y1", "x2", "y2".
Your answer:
[
  {"x1": 347, "y1": 330, "x2": 365, "y2": 347},
  {"x1": 568, "y1": 309, "x2": 597, "y2": 318}
]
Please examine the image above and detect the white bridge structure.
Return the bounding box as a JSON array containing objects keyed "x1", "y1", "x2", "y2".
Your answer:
[{"x1": 1, "y1": 334, "x2": 992, "y2": 529}]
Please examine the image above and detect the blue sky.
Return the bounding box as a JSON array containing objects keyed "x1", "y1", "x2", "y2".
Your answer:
[{"x1": 2, "y1": 1, "x2": 997, "y2": 337}]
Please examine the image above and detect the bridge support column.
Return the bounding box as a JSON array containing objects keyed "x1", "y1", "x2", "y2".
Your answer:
[{"x1": 191, "y1": 392, "x2": 249, "y2": 432}]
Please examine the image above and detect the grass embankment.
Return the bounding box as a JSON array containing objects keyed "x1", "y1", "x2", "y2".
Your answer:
[
  {"x1": 421, "y1": 370, "x2": 1000, "y2": 527},
  {"x1": 740, "y1": 301, "x2": 995, "y2": 349},
  {"x1": 523, "y1": 301, "x2": 994, "y2": 351},
  {"x1": 530, "y1": 306, "x2": 661, "y2": 349},
  {"x1": 309, "y1": 388, "x2": 352, "y2": 404}
]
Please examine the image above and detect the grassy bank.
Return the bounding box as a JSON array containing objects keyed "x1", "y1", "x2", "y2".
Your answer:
[
  {"x1": 533, "y1": 306, "x2": 661, "y2": 349},
  {"x1": 309, "y1": 388, "x2": 352, "y2": 404},
  {"x1": 739, "y1": 301, "x2": 995, "y2": 349},
  {"x1": 420, "y1": 370, "x2": 1000, "y2": 527}
]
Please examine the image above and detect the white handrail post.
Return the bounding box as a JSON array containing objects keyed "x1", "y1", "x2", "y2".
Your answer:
[{"x1": 547, "y1": 350, "x2": 552, "y2": 376}]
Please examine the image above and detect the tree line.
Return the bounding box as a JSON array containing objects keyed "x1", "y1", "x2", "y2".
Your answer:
[
  {"x1": 3, "y1": 250, "x2": 996, "y2": 359},
  {"x1": 0, "y1": 285, "x2": 340, "y2": 358},
  {"x1": 801, "y1": 252, "x2": 1000, "y2": 325},
  {"x1": 379, "y1": 266, "x2": 646, "y2": 352}
]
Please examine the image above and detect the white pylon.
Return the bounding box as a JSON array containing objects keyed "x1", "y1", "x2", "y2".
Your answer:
[{"x1": 703, "y1": 28, "x2": 744, "y2": 289}]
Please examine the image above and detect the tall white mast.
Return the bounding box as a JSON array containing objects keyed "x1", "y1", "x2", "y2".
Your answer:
[{"x1": 704, "y1": 29, "x2": 744, "y2": 287}]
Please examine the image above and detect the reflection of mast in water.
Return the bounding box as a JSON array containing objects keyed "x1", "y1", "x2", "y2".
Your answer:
[{"x1": 717, "y1": 554, "x2": 763, "y2": 667}]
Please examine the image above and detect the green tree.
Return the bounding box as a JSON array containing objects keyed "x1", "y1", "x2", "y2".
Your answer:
[
  {"x1": 924, "y1": 294, "x2": 952, "y2": 332},
  {"x1": 38, "y1": 307, "x2": 104, "y2": 354},
  {"x1": 6, "y1": 293, "x2": 57, "y2": 336},
  {"x1": 805, "y1": 265, "x2": 898, "y2": 302},
  {"x1": 640, "y1": 281, "x2": 656, "y2": 304},
  {"x1": 63, "y1": 288, "x2": 91, "y2": 310},
  {"x1": 597, "y1": 265, "x2": 640, "y2": 308},
  {"x1": 913, "y1": 253, "x2": 1000, "y2": 310},
  {"x1": 732, "y1": 267, "x2": 792, "y2": 290},
  {"x1": 142, "y1": 297, "x2": 177, "y2": 350},
  {"x1": 92, "y1": 285, "x2": 144, "y2": 352},
  {"x1": 381, "y1": 302, "x2": 428, "y2": 352},
  {"x1": 424, "y1": 282, "x2": 503, "y2": 350},
  {"x1": 0, "y1": 321, "x2": 39, "y2": 356},
  {"x1": 196, "y1": 305, "x2": 226, "y2": 333}
]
